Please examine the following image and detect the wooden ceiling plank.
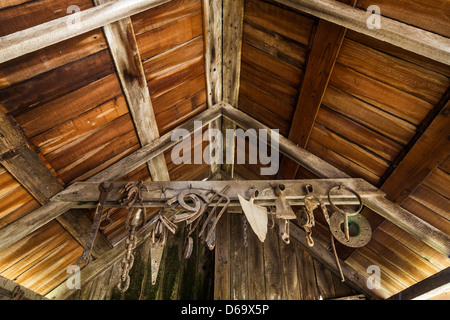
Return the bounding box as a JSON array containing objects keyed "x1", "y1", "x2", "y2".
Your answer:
[
  {"x1": 0, "y1": 0, "x2": 171, "y2": 64},
  {"x1": 278, "y1": 0, "x2": 354, "y2": 180},
  {"x1": 0, "y1": 109, "x2": 110, "y2": 259},
  {"x1": 94, "y1": 0, "x2": 170, "y2": 182},
  {"x1": 274, "y1": 0, "x2": 450, "y2": 65},
  {"x1": 0, "y1": 105, "x2": 222, "y2": 253}
]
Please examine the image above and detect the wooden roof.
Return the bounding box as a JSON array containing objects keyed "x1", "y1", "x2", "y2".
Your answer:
[{"x1": 0, "y1": 0, "x2": 449, "y2": 300}]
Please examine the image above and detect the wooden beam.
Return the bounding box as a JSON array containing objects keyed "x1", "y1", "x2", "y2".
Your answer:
[
  {"x1": 51, "y1": 179, "x2": 384, "y2": 206},
  {"x1": 93, "y1": 0, "x2": 170, "y2": 182},
  {"x1": 0, "y1": 105, "x2": 222, "y2": 252},
  {"x1": 388, "y1": 267, "x2": 450, "y2": 300},
  {"x1": 0, "y1": 275, "x2": 47, "y2": 300},
  {"x1": 381, "y1": 101, "x2": 450, "y2": 204},
  {"x1": 278, "y1": 0, "x2": 354, "y2": 180},
  {"x1": 274, "y1": 0, "x2": 450, "y2": 65},
  {"x1": 0, "y1": 0, "x2": 170, "y2": 64},
  {"x1": 221, "y1": 0, "x2": 244, "y2": 178},
  {"x1": 0, "y1": 111, "x2": 63, "y2": 203},
  {"x1": 0, "y1": 109, "x2": 110, "y2": 257},
  {"x1": 364, "y1": 197, "x2": 450, "y2": 258},
  {"x1": 202, "y1": 0, "x2": 224, "y2": 177},
  {"x1": 223, "y1": 105, "x2": 450, "y2": 257}
]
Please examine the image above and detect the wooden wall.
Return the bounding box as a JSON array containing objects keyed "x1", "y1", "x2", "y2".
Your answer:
[{"x1": 214, "y1": 213, "x2": 359, "y2": 300}]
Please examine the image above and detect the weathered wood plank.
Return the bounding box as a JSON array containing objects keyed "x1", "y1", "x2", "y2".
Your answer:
[
  {"x1": 247, "y1": 219, "x2": 266, "y2": 300},
  {"x1": 322, "y1": 86, "x2": 417, "y2": 145},
  {"x1": 94, "y1": 1, "x2": 170, "y2": 181},
  {"x1": 329, "y1": 62, "x2": 434, "y2": 126},
  {"x1": 241, "y1": 42, "x2": 303, "y2": 89},
  {"x1": 381, "y1": 102, "x2": 450, "y2": 204},
  {"x1": 221, "y1": 0, "x2": 243, "y2": 178},
  {"x1": 263, "y1": 223, "x2": 284, "y2": 299},
  {"x1": 337, "y1": 39, "x2": 449, "y2": 105},
  {"x1": 0, "y1": 0, "x2": 171, "y2": 64},
  {"x1": 132, "y1": 0, "x2": 201, "y2": 36},
  {"x1": 136, "y1": 10, "x2": 203, "y2": 60},
  {"x1": 214, "y1": 211, "x2": 230, "y2": 300},
  {"x1": 245, "y1": 0, "x2": 316, "y2": 46},
  {"x1": 364, "y1": 196, "x2": 450, "y2": 258},
  {"x1": 0, "y1": 275, "x2": 47, "y2": 300},
  {"x1": 274, "y1": 0, "x2": 450, "y2": 65},
  {"x1": 279, "y1": 231, "x2": 301, "y2": 299},
  {"x1": 0, "y1": 30, "x2": 107, "y2": 90},
  {"x1": 388, "y1": 267, "x2": 450, "y2": 300},
  {"x1": 230, "y1": 213, "x2": 248, "y2": 300},
  {"x1": 289, "y1": 221, "x2": 384, "y2": 299},
  {"x1": 51, "y1": 179, "x2": 384, "y2": 206}
]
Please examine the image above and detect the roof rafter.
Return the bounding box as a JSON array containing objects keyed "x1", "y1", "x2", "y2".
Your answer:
[
  {"x1": 278, "y1": 0, "x2": 356, "y2": 180},
  {"x1": 93, "y1": 0, "x2": 170, "y2": 182},
  {"x1": 274, "y1": 0, "x2": 450, "y2": 65},
  {"x1": 0, "y1": 0, "x2": 171, "y2": 64},
  {"x1": 221, "y1": 0, "x2": 244, "y2": 178}
]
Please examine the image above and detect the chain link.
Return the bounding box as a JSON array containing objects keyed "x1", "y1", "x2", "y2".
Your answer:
[{"x1": 242, "y1": 215, "x2": 248, "y2": 248}]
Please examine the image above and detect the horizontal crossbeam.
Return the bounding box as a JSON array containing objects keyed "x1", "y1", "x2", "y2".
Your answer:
[{"x1": 50, "y1": 178, "x2": 383, "y2": 208}]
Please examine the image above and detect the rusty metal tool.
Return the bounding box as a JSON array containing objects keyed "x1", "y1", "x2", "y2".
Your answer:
[
  {"x1": 77, "y1": 182, "x2": 113, "y2": 266},
  {"x1": 274, "y1": 184, "x2": 296, "y2": 219}
]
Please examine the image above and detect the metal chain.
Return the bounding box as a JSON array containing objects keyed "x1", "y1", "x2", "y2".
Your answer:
[
  {"x1": 116, "y1": 209, "x2": 142, "y2": 293},
  {"x1": 242, "y1": 215, "x2": 248, "y2": 248},
  {"x1": 116, "y1": 225, "x2": 137, "y2": 293}
]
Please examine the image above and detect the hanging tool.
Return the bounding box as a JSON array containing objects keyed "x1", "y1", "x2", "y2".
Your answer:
[
  {"x1": 298, "y1": 184, "x2": 345, "y2": 282},
  {"x1": 117, "y1": 208, "x2": 144, "y2": 293},
  {"x1": 77, "y1": 182, "x2": 113, "y2": 266},
  {"x1": 168, "y1": 188, "x2": 210, "y2": 224},
  {"x1": 278, "y1": 219, "x2": 290, "y2": 244},
  {"x1": 298, "y1": 185, "x2": 329, "y2": 247},
  {"x1": 273, "y1": 184, "x2": 296, "y2": 219},
  {"x1": 329, "y1": 213, "x2": 372, "y2": 248},
  {"x1": 272, "y1": 183, "x2": 296, "y2": 244},
  {"x1": 328, "y1": 185, "x2": 363, "y2": 241},
  {"x1": 199, "y1": 186, "x2": 231, "y2": 245},
  {"x1": 328, "y1": 184, "x2": 371, "y2": 247},
  {"x1": 238, "y1": 188, "x2": 268, "y2": 243},
  {"x1": 183, "y1": 224, "x2": 194, "y2": 259},
  {"x1": 146, "y1": 209, "x2": 177, "y2": 285},
  {"x1": 119, "y1": 181, "x2": 148, "y2": 208}
]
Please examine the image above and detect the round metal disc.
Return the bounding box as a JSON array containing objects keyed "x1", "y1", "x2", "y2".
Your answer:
[{"x1": 330, "y1": 212, "x2": 372, "y2": 248}]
